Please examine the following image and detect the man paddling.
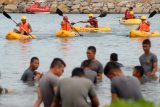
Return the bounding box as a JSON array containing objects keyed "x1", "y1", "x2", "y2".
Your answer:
[
  {"x1": 79, "y1": 14, "x2": 98, "y2": 28},
  {"x1": 61, "y1": 16, "x2": 71, "y2": 31},
  {"x1": 137, "y1": 16, "x2": 150, "y2": 32},
  {"x1": 124, "y1": 7, "x2": 135, "y2": 19},
  {"x1": 13, "y1": 16, "x2": 32, "y2": 35}
]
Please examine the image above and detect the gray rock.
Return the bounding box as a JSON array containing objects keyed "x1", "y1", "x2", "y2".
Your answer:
[
  {"x1": 80, "y1": 2, "x2": 88, "y2": 6},
  {"x1": 57, "y1": 3, "x2": 70, "y2": 13},
  {"x1": 4, "y1": 4, "x2": 17, "y2": 12},
  {"x1": 107, "y1": 3, "x2": 114, "y2": 9},
  {"x1": 117, "y1": 1, "x2": 128, "y2": 7},
  {"x1": 72, "y1": 0, "x2": 80, "y2": 5},
  {"x1": 120, "y1": 7, "x2": 128, "y2": 13},
  {"x1": 92, "y1": 2, "x2": 103, "y2": 8},
  {"x1": 50, "y1": 4, "x2": 57, "y2": 13},
  {"x1": 134, "y1": 6, "x2": 144, "y2": 13},
  {"x1": 71, "y1": 4, "x2": 80, "y2": 10},
  {"x1": 71, "y1": 9, "x2": 79, "y2": 13}
]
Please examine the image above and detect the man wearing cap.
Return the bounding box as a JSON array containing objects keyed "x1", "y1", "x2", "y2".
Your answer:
[
  {"x1": 137, "y1": 16, "x2": 150, "y2": 32},
  {"x1": 13, "y1": 16, "x2": 32, "y2": 35},
  {"x1": 61, "y1": 15, "x2": 71, "y2": 31},
  {"x1": 125, "y1": 7, "x2": 135, "y2": 19},
  {"x1": 80, "y1": 14, "x2": 98, "y2": 28}
]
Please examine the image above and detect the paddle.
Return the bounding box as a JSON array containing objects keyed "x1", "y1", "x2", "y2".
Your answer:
[
  {"x1": 148, "y1": 10, "x2": 157, "y2": 18},
  {"x1": 71, "y1": 12, "x2": 107, "y2": 25},
  {"x1": 3, "y1": 11, "x2": 33, "y2": 38},
  {"x1": 56, "y1": 8, "x2": 83, "y2": 36}
]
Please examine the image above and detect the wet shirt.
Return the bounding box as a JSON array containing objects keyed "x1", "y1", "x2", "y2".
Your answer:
[
  {"x1": 39, "y1": 72, "x2": 59, "y2": 107},
  {"x1": 111, "y1": 76, "x2": 143, "y2": 100},
  {"x1": 84, "y1": 69, "x2": 97, "y2": 84},
  {"x1": 140, "y1": 75, "x2": 150, "y2": 84},
  {"x1": 87, "y1": 18, "x2": 98, "y2": 28},
  {"x1": 21, "y1": 68, "x2": 35, "y2": 82},
  {"x1": 139, "y1": 52, "x2": 157, "y2": 74},
  {"x1": 81, "y1": 60, "x2": 103, "y2": 74},
  {"x1": 55, "y1": 77, "x2": 97, "y2": 107}
]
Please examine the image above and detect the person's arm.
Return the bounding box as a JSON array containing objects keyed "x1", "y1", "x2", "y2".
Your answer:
[
  {"x1": 28, "y1": 24, "x2": 32, "y2": 33},
  {"x1": 21, "y1": 72, "x2": 27, "y2": 81},
  {"x1": 34, "y1": 71, "x2": 43, "y2": 81},
  {"x1": 97, "y1": 63, "x2": 103, "y2": 81},
  {"x1": 34, "y1": 87, "x2": 42, "y2": 107},
  {"x1": 16, "y1": 23, "x2": 21, "y2": 27},
  {"x1": 111, "y1": 93, "x2": 118, "y2": 104},
  {"x1": 152, "y1": 62, "x2": 158, "y2": 75},
  {"x1": 97, "y1": 73, "x2": 102, "y2": 81},
  {"x1": 79, "y1": 20, "x2": 88, "y2": 23}
]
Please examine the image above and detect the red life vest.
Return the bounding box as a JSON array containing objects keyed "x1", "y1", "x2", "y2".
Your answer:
[
  {"x1": 88, "y1": 18, "x2": 98, "y2": 28},
  {"x1": 125, "y1": 9, "x2": 134, "y2": 19},
  {"x1": 19, "y1": 22, "x2": 29, "y2": 33},
  {"x1": 138, "y1": 22, "x2": 150, "y2": 32},
  {"x1": 61, "y1": 21, "x2": 71, "y2": 31}
]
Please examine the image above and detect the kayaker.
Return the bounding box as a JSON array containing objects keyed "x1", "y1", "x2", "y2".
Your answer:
[
  {"x1": 61, "y1": 16, "x2": 71, "y2": 31},
  {"x1": 104, "y1": 62, "x2": 143, "y2": 104},
  {"x1": 13, "y1": 16, "x2": 32, "y2": 35},
  {"x1": 124, "y1": 7, "x2": 135, "y2": 19},
  {"x1": 139, "y1": 39, "x2": 158, "y2": 80},
  {"x1": 137, "y1": 16, "x2": 150, "y2": 32},
  {"x1": 80, "y1": 14, "x2": 98, "y2": 28},
  {"x1": 21, "y1": 57, "x2": 42, "y2": 82}
]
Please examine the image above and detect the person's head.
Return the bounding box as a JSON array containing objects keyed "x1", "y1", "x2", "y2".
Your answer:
[
  {"x1": 30, "y1": 57, "x2": 39, "y2": 71},
  {"x1": 129, "y1": 7, "x2": 133, "y2": 11},
  {"x1": 110, "y1": 53, "x2": 118, "y2": 62},
  {"x1": 142, "y1": 39, "x2": 151, "y2": 53},
  {"x1": 21, "y1": 16, "x2": 27, "y2": 23},
  {"x1": 86, "y1": 46, "x2": 96, "y2": 60},
  {"x1": 104, "y1": 62, "x2": 122, "y2": 79},
  {"x1": 88, "y1": 14, "x2": 93, "y2": 19},
  {"x1": 72, "y1": 67, "x2": 85, "y2": 77},
  {"x1": 82, "y1": 60, "x2": 91, "y2": 69},
  {"x1": 50, "y1": 58, "x2": 66, "y2": 76},
  {"x1": 63, "y1": 15, "x2": 68, "y2": 21},
  {"x1": 140, "y1": 16, "x2": 147, "y2": 22},
  {"x1": 133, "y1": 66, "x2": 144, "y2": 78}
]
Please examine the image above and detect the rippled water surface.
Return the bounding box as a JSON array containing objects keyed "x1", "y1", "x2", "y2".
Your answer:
[{"x1": 0, "y1": 13, "x2": 160, "y2": 107}]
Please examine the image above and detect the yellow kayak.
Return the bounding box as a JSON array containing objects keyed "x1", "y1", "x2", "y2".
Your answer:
[
  {"x1": 6, "y1": 32, "x2": 36, "y2": 40},
  {"x1": 55, "y1": 30, "x2": 76, "y2": 37},
  {"x1": 119, "y1": 18, "x2": 141, "y2": 25},
  {"x1": 129, "y1": 30, "x2": 160, "y2": 37},
  {"x1": 72, "y1": 26, "x2": 112, "y2": 32}
]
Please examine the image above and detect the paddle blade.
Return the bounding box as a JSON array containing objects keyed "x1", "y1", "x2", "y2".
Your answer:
[
  {"x1": 149, "y1": 10, "x2": 157, "y2": 18},
  {"x1": 98, "y1": 12, "x2": 107, "y2": 18},
  {"x1": 56, "y1": 8, "x2": 63, "y2": 16},
  {"x1": 71, "y1": 22, "x2": 76, "y2": 25},
  {"x1": 3, "y1": 11, "x2": 12, "y2": 19}
]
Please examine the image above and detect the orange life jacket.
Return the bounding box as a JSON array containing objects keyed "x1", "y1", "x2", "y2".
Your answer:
[
  {"x1": 61, "y1": 21, "x2": 71, "y2": 31},
  {"x1": 125, "y1": 10, "x2": 134, "y2": 19},
  {"x1": 19, "y1": 22, "x2": 29, "y2": 33},
  {"x1": 138, "y1": 22, "x2": 150, "y2": 32}
]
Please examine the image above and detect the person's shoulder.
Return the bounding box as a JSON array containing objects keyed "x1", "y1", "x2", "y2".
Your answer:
[
  {"x1": 150, "y1": 52, "x2": 157, "y2": 57},
  {"x1": 139, "y1": 54, "x2": 145, "y2": 59},
  {"x1": 94, "y1": 59, "x2": 102, "y2": 65}
]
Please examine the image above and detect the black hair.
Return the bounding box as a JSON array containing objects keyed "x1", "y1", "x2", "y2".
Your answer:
[
  {"x1": 88, "y1": 46, "x2": 96, "y2": 53},
  {"x1": 142, "y1": 39, "x2": 151, "y2": 46},
  {"x1": 30, "y1": 57, "x2": 39, "y2": 63},
  {"x1": 104, "y1": 62, "x2": 120, "y2": 76},
  {"x1": 82, "y1": 60, "x2": 91, "y2": 67},
  {"x1": 129, "y1": 7, "x2": 133, "y2": 10},
  {"x1": 110, "y1": 53, "x2": 118, "y2": 61},
  {"x1": 50, "y1": 58, "x2": 66, "y2": 68},
  {"x1": 72, "y1": 67, "x2": 84, "y2": 77},
  {"x1": 134, "y1": 66, "x2": 144, "y2": 77}
]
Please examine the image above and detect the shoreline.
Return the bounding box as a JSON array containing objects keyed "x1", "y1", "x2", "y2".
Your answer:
[{"x1": 0, "y1": 0, "x2": 160, "y2": 14}]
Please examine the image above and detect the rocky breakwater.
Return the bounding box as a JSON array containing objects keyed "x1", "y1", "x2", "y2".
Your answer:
[{"x1": 0, "y1": 0, "x2": 160, "y2": 13}]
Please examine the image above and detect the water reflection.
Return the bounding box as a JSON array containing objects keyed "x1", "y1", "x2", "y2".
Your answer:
[{"x1": 58, "y1": 38, "x2": 71, "y2": 56}]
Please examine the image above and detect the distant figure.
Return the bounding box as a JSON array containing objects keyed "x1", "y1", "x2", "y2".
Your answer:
[
  {"x1": 79, "y1": 14, "x2": 98, "y2": 28},
  {"x1": 125, "y1": 7, "x2": 135, "y2": 19},
  {"x1": 82, "y1": 60, "x2": 97, "y2": 84},
  {"x1": 81, "y1": 46, "x2": 103, "y2": 81},
  {"x1": 21, "y1": 57, "x2": 42, "y2": 82},
  {"x1": 34, "y1": 58, "x2": 66, "y2": 107},
  {"x1": 61, "y1": 16, "x2": 71, "y2": 31},
  {"x1": 104, "y1": 62, "x2": 143, "y2": 104},
  {"x1": 52, "y1": 67, "x2": 99, "y2": 107},
  {"x1": 133, "y1": 66, "x2": 150, "y2": 84},
  {"x1": 13, "y1": 16, "x2": 32, "y2": 35},
  {"x1": 110, "y1": 53, "x2": 123, "y2": 67},
  {"x1": 137, "y1": 16, "x2": 150, "y2": 32},
  {"x1": 139, "y1": 39, "x2": 158, "y2": 80}
]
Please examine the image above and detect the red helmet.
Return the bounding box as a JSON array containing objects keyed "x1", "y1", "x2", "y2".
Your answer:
[{"x1": 63, "y1": 16, "x2": 68, "y2": 20}]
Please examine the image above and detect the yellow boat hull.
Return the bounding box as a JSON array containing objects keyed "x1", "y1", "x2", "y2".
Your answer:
[
  {"x1": 6, "y1": 32, "x2": 36, "y2": 40},
  {"x1": 72, "y1": 26, "x2": 112, "y2": 32},
  {"x1": 55, "y1": 30, "x2": 76, "y2": 37},
  {"x1": 119, "y1": 18, "x2": 141, "y2": 25},
  {"x1": 129, "y1": 30, "x2": 160, "y2": 37}
]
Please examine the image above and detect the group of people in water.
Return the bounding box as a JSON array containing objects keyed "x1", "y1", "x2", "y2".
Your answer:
[{"x1": 0, "y1": 38, "x2": 152, "y2": 106}]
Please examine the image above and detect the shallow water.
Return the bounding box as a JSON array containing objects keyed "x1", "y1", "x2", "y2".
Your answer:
[{"x1": 0, "y1": 13, "x2": 160, "y2": 107}]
